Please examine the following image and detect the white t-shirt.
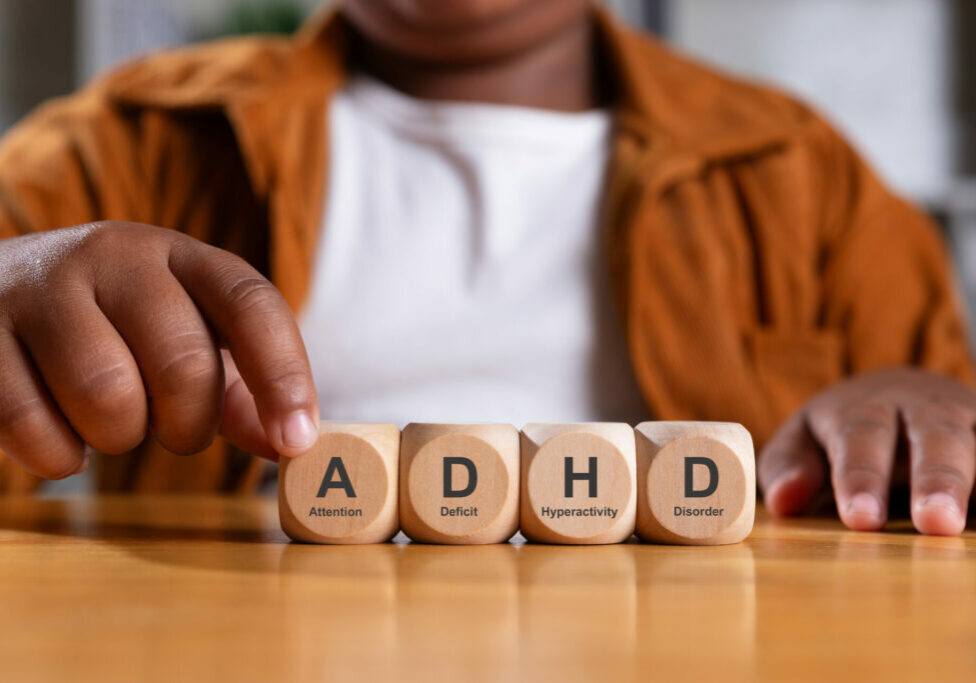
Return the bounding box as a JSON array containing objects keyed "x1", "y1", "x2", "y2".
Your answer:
[{"x1": 298, "y1": 75, "x2": 648, "y2": 426}]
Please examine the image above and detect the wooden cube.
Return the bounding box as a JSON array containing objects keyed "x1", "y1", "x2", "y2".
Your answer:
[
  {"x1": 519, "y1": 423, "x2": 637, "y2": 544},
  {"x1": 634, "y1": 421, "x2": 755, "y2": 545},
  {"x1": 278, "y1": 423, "x2": 399, "y2": 544},
  {"x1": 399, "y1": 423, "x2": 520, "y2": 544}
]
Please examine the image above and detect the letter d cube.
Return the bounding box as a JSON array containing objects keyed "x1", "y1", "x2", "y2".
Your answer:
[
  {"x1": 635, "y1": 422, "x2": 755, "y2": 545},
  {"x1": 399, "y1": 424, "x2": 520, "y2": 544},
  {"x1": 520, "y1": 423, "x2": 636, "y2": 544},
  {"x1": 278, "y1": 423, "x2": 400, "y2": 544}
]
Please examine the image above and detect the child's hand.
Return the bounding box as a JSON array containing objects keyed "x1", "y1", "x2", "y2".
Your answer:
[
  {"x1": 0, "y1": 222, "x2": 319, "y2": 479},
  {"x1": 759, "y1": 368, "x2": 975, "y2": 535}
]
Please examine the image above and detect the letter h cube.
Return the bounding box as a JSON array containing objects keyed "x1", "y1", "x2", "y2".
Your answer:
[{"x1": 519, "y1": 423, "x2": 636, "y2": 544}]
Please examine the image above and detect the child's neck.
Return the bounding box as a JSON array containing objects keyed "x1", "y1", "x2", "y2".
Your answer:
[{"x1": 350, "y1": 14, "x2": 603, "y2": 113}]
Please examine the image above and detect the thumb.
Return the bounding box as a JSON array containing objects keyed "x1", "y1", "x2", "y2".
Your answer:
[
  {"x1": 758, "y1": 410, "x2": 828, "y2": 516},
  {"x1": 218, "y1": 351, "x2": 283, "y2": 462}
]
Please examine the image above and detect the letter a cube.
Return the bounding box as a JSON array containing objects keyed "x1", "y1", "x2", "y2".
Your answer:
[
  {"x1": 399, "y1": 423, "x2": 520, "y2": 544},
  {"x1": 519, "y1": 423, "x2": 637, "y2": 544},
  {"x1": 278, "y1": 423, "x2": 400, "y2": 544},
  {"x1": 634, "y1": 422, "x2": 755, "y2": 545}
]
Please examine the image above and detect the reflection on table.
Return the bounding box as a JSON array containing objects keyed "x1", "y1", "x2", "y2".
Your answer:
[{"x1": 0, "y1": 496, "x2": 972, "y2": 682}]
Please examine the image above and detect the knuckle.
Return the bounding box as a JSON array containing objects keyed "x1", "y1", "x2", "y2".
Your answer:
[
  {"x1": 74, "y1": 221, "x2": 126, "y2": 253},
  {"x1": 828, "y1": 415, "x2": 892, "y2": 454},
  {"x1": 154, "y1": 426, "x2": 217, "y2": 456},
  {"x1": 93, "y1": 432, "x2": 145, "y2": 456},
  {"x1": 149, "y1": 344, "x2": 221, "y2": 455},
  {"x1": 837, "y1": 416, "x2": 890, "y2": 439},
  {"x1": 913, "y1": 462, "x2": 973, "y2": 493},
  {"x1": 88, "y1": 428, "x2": 145, "y2": 457},
  {"x1": 222, "y1": 276, "x2": 282, "y2": 316},
  {"x1": 833, "y1": 461, "x2": 889, "y2": 490},
  {"x1": 913, "y1": 419, "x2": 974, "y2": 447},
  {"x1": 837, "y1": 460, "x2": 887, "y2": 477},
  {"x1": 78, "y1": 364, "x2": 143, "y2": 417},
  {"x1": 75, "y1": 221, "x2": 169, "y2": 262},
  {"x1": 263, "y1": 365, "x2": 314, "y2": 402},
  {"x1": 40, "y1": 458, "x2": 84, "y2": 481},
  {"x1": 757, "y1": 442, "x2": 793, "y2": 476},
  {"x1": 757, "y1": 456, "x2": 787, "y2": 491},
  {"x1": 155, "y1": 345, "x2": 220, "y2": 400},
  {"x1": 0, "y1": 402, "x2": 81, "y2": 479},
  {"x1": 0, "y1": 395, "x2": 50, "y2": 442}
]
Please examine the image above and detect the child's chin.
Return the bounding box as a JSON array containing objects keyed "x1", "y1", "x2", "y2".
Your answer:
[{"x1": 390, "y1": 0, "x2": 529, "y2": 29}]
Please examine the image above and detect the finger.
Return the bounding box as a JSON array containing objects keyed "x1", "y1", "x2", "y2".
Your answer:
[
  {"x1": 903, "y1": 409, "x2": 974, "y2": 536},
  {"x1": 18, "y1": 292, "x2": 147, "y2": 455},
  {"x1": 168, "y1": 241, "x2": 319, "y2": 457},
  {"x1": 98, "y1": 270, "x2": 223, "y2": 455},
  {"x1": 0, "y1": 330, "x2": 87, "y2": 478},
  {"x1": 219, "y1": 351, "x2": 278, "y2": 462},
  {"x1": 758, "y1": 410, "x2": 827, "y2": 516},
  {"x1": 809, "y1": 404, "x2": 897, "y2": 531}
]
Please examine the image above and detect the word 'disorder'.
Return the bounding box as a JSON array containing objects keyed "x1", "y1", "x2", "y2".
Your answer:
[{"x1": 279, "y1": 421, "x2": 755, "y2": 546}]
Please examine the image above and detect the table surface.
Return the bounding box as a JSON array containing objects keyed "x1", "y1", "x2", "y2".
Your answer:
[{"x1": 0, "y1": 496, "x2": 972, "y2": 683}]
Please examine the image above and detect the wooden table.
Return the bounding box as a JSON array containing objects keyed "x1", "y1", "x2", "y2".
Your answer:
[{"x1": 0, "y1": 496, "x2": 972, "y2": 682}]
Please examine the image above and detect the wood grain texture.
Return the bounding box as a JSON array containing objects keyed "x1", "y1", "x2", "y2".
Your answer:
[
  {"x1": 399, "y1": 423, "x2": 519, "y2": 544},
  {"x1": 0, "y1": 496, "x2": 974, "y2": 682},
  {"x1": 520, "y1": 423, "x2": 636, "y2": 544},
  {"x1": 279, "y1": 423, "x2": 399, "y2": 544},
  {"x1": 635, "y1": 421, "x2": 755, "y2": 545}
]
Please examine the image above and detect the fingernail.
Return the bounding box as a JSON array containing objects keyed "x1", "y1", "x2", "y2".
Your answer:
[
  {"x1": 280, "y1": 410, "x2": 318, "y2": 450},
  {"x1": 918, "y1": 492, "x2": 962, "y2": 519},
  {"x1": 847, "y1": 492, "x2": 883, "y2": 521}
]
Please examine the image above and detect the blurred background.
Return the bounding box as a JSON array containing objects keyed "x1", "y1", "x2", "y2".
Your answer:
[{"x1": 1, "y1": 0, "x2": 975, "y2": 330}]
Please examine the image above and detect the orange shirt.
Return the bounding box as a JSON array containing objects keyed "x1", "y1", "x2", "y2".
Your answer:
[{"x1": 0, "y1": 8, "x2": 971, "y2": 493}]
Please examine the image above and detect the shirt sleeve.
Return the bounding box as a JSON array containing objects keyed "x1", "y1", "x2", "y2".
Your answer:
[
  {"x1": 813, "y1": 117, "x2": 976, "y2": 384},
  {"x1": 0, "y1": 82, "x2": 153, "y2": 240}
]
